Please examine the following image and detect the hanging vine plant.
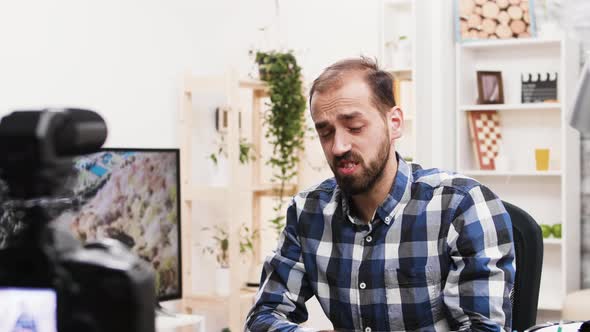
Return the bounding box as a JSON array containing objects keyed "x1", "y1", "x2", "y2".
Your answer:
[{"x1": 255, "y1": 51, "x2": 307, "y2": 237}]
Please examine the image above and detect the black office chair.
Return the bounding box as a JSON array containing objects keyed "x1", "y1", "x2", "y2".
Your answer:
[{"x1": 503, "y1": 200, "x2": 544, "y2": 332}]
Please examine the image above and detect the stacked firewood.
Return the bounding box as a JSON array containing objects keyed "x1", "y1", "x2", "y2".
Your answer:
[{"x1": 459, "y1": 0, "x2": 532, "y2": 40}]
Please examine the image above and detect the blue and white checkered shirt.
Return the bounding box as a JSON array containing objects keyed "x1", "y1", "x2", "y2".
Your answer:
[{"x1": 246, "y1": 155, "x2": 515, "y2": 332}]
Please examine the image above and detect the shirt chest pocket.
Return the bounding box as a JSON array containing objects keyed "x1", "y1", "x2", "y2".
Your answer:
[{"x1": 384, "y1": 266, "x2": 443, "y2": 330}]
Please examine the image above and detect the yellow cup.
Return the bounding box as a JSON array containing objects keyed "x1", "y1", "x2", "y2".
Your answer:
[{"x1": 535, "y1": 148, "x2": 550, "y2": 171}]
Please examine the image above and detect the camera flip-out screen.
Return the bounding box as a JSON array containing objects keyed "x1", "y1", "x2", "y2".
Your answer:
[{"x1": 0, "y1": 288, "x2": 57, "y2": 332}]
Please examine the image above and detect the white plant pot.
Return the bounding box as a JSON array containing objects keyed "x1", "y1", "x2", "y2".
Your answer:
[{"x1": 215, "y1": 267, "x2": 231, "y2": 296}]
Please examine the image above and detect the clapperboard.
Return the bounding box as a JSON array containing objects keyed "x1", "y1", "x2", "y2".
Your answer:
[{"x1": 521, "y1": 72, "x2": 558, "y2": 103}]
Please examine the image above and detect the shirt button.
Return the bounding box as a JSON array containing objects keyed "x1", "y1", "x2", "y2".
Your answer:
[
  {"x1": 359, "y1": 282, "x2": 366, "y2": 289},
  {"x1": 385, "y1": 216, "x2": 391, "y2": 222},
  {"x1": 365, "y1": 236, "x2": 372, "y2": 243},
  {"x1": 365, "y1": 327, "x2": 372, "y2": 332}
]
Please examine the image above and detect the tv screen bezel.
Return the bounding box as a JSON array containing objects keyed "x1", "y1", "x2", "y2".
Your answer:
[{"x1": 97, "y1": 147, "x2": 183, "y2": 302}]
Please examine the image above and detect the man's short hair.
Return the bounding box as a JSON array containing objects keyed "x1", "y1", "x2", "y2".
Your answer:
[{"x1": 309, "y1": 57, "x2": 396, "y2": 114}]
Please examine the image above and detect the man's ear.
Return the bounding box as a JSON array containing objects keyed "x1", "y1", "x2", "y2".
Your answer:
[{"x1": 388, "y1": 106, "x2": 403, "y2": 140}]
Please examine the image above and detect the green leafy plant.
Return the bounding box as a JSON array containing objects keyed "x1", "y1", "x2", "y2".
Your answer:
[
  {"x1": 255, "y1": 51, "x2": 306, "y2": 237},
  {"x1": 201, "y1": 224, "x2": 257, "y2": 269},
  {"x1": 209, "y1": 137, "x2": 256, "y2": 166}
]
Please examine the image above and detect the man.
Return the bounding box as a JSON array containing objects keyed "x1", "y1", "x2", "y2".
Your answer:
[{"x1": 246, "y1": 57, "x2": 514, "y2": 332}]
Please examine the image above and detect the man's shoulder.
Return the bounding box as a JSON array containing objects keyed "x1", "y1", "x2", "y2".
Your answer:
[
  {"x1": 410, "y1": 164, "x2": 484, "y2": 195},
  {"x1": 295, "y1": 178, "x2": 338, "y2": 202},
  {"x1": 288, "y1": 178, "x2": 338, "y2": 221}
]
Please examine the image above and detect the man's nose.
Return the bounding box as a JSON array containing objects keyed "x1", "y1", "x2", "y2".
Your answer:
[{"x1": 332, "y1": 130, "x2": 351, "y2": 157}]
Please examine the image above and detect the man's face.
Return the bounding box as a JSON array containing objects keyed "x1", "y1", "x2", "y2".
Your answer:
[{"x1": 310, "y1": 75, "x2": 402, "y2": 196}]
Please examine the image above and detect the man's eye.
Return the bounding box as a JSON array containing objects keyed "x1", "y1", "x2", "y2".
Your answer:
[
  {"x1": 349, "y1": 127, "x2": 363, "y2": 133},
  {"x1": 319, "y1": 130, "x2": 333, "y2": 138}
]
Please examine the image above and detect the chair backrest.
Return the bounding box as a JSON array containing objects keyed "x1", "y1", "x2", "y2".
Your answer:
[{"x1": 502, "y1": 200, "x2": 544, "y2": 332}]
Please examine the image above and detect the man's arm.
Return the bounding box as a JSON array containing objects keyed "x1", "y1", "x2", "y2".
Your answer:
[
  {"x1": 444, "y1": 185, "x2": 515, "y2": 332},
  {"x1": 245, "y1": 199, "x2": 315, "y2": 332}
]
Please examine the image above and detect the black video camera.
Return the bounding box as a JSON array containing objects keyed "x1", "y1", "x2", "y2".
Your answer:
[{"x1": 0, "y1": 109, "x2": 156, "y2": 332}]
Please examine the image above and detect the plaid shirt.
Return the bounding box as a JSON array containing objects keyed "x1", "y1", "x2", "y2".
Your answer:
[{"x1": 246, "y1": 155, "x2": 515, "y2": 332}]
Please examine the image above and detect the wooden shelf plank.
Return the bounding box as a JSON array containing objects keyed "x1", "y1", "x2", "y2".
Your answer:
[
  {"x1": 385, "y1": 68, "x2": 412, "y2": 80},
  {"x1": 459, "y1": 103, "x2": 561, "y2": 111},
  {"x1": 461, "y1": 170, "x2": 562, "y2": 177},
  {"x1": 253, "y1": 183, "x2": 298, "y2": 197},
  {"x1": 543, "y1": 238, "x2": 562, "y2": 246},
  {"x1": 239, "y1": 79, "x2": 269, "y2": 95},
  {"x1": 184, "y1": 288, "x2": 258, "y2": 303}
]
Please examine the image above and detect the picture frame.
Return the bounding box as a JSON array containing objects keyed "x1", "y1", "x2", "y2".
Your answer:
[{"x1": 477, "y1": 70, "x2": 504, "y2": 104}]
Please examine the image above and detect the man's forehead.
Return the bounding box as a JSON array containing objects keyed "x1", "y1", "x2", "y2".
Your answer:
[{"x1": 311, "y1": 80, "x2": 371, "y2": 118}]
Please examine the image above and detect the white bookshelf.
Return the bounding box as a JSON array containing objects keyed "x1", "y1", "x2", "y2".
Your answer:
[
  {"x1": 459, "y1": 103, "x2": 561, "y2": 111},
  {"x1": 459, "y1": 38, "x2": 561, "y2": 50},
  {"x1": 462, "y1": 170, "x2": 562, "y2": 177},
  {"x1": 378, "y1": 0, "x2": 417, "y2": 161},
  {"x1": 455, "y1": 37, "x2": 581, "y2": 311}
]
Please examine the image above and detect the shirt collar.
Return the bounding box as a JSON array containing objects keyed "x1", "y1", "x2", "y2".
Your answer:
[{"x1": 340, "y1": 152, "x2": 413, "y2": 226}]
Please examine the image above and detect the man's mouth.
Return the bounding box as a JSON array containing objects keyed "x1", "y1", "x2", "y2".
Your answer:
[{"x1": 337, "y1": 160, "x2": 359, "y2": 175}]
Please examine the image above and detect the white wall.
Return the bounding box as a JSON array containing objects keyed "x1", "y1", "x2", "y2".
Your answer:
[
  {"x1": 0, "y1": 0, "x2": 381, "y2": 146},
  {"x1": 0, "y1": 0, "x2": 241, "y2": 147}
]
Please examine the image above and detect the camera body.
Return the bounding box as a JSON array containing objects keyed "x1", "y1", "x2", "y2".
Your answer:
[{"x1": 0, "y1": 109, "x2": 156, "y2": 332}]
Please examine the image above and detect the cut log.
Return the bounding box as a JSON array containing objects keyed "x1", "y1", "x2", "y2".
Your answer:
[
  {"x1": 459, "y1": 0, "x2": 476, "y2": 17},
  {"x1": 498, "y1": 10, "x2": 511, "y2": 24},
  {"x1": 497, "y1": 0, "x2": 510, "y2": 9},
  {"x1": 467, "y1": 14, "x2": 483, "y2": 28},
  {"x1": 461, "y1": 19, "x2": 469, "y2": 33},
  {"x1": 468, "y1": 29, "x2": 480, "y2": 39},
  {"x1": 482, "y1": 1, "x2": 500, "y2": 18},
  {"x1": 508, "y1": 5, "x2": 523, "y2": 20},
  {"x1": 496, "y1": 24, "x2": 513, "y2": 38},
  {"x1": 482, "y1": 18, "x2": 497, "y2": 34},
  {"x1": 518, "y1": 32, "x2": 531, "y2": 38},
  {"x1": 510, "y1": 19, "x2": 526, "y2": 34}
]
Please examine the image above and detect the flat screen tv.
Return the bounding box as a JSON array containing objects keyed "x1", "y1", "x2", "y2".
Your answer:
[{"x1": 52, "y1": 148, "x2": 182, "y2": 301}]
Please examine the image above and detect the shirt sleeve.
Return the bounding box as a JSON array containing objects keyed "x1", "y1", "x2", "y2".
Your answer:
[
  {"x1": 443, "y1": 185, "x2": 515, "y2": 332},
  {"x1": 245, "y1": 198, "x2": 316, "y2": 332}
]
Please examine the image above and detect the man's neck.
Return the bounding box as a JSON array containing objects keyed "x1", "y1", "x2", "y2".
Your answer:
[{"x1": 351, "y1": 154, "x2": 398, "y2": 224}]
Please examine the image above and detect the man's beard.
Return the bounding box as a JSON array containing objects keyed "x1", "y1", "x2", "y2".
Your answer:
[{"x1": 331, "y1": 137, "x2": 391, "y2": 196}]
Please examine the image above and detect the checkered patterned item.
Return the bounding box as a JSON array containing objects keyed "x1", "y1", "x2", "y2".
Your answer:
[
  {"x1": 467, "y1": 111, "x2": 502, "y2": 170},
  {"x1": 246, "y1": 154, "x2": 515, "y2": 332}
]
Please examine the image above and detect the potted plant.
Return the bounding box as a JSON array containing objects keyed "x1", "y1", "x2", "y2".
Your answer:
[
  {"x1": 254, "y1": 51, "x2": 307, "y2": 238},
  {"x1": 201, "y1": 224, "x2": 256, "y2": 296},
  {"x1": 209, "y1": 137, "x2": 256, "y2": 166}
]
